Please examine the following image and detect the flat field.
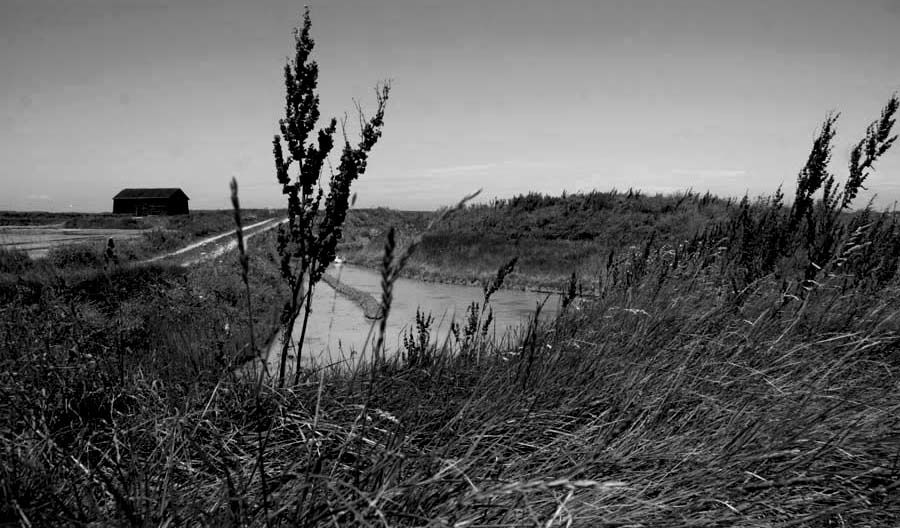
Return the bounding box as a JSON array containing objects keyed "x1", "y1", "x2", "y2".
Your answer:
[
  {"x1": 0, "y1": 224, "x2": 145, "y2": 258},
  {"x1": 0, "y1": 209, "x2": 282, "y2": 259}
]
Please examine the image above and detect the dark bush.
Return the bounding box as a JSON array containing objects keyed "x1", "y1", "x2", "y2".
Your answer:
[
  {"x1": 0, "y1": 247, "x2": 32, "y2": 274},
  {"x1": 46, "y1": 243, "x2": 104, "y2": 270}
]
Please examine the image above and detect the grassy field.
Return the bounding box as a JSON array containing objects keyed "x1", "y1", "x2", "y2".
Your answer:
[
  {"x1": 0, "y1": 209, "x2": 283, "y2": 263},
  {"x1": 0, "y1": 209, "x2": 279, "y2": 231}
]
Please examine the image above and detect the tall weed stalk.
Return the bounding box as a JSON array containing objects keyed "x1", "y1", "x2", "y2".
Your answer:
[{"x1": 271, "y1": 8, "x2": 390, "y2": 386}]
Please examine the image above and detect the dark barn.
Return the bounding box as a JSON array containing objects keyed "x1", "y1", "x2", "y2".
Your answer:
[{"x1": 113, "y1": 188, "x2": 190, "y2": 215}]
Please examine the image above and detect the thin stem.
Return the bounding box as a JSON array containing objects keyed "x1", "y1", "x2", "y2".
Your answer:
[
  {"x1": 292, "y1": 278, "x2": 316, "y2": 385},
  {"x1": 278, "y1": 269, "x2": 306, "y2": 387}
]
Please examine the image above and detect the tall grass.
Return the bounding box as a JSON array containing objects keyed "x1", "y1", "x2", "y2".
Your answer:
[
  {"x1": 694, "y1": 94, "x2": 899, "y2": 293},
  {"x1": 7, "y1": 222, "x2": 898, "y2": 525}
]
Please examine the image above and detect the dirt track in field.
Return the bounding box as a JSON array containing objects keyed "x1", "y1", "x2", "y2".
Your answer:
[{"x1": 145, "y1": 217, "x2": 288, "y2": 267}]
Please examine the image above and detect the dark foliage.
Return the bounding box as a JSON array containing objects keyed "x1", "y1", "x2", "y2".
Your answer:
[{"x1": 272, "y1": 8, "x2": 389, "y2": 386}]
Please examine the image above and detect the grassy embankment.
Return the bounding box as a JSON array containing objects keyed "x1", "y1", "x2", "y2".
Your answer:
[
  {"x1": 339, "y1": 190, "x2": 732, "y2": 291},
  {"x1": 3, "y1": 99, "x2": 900, "y2": 524}
]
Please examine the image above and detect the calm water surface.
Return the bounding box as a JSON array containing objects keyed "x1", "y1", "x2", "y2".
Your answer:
[{"x1": 266, "y1": 264, "x2": 559, "y2": 369}]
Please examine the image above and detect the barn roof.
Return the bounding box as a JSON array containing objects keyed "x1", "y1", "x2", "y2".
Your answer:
[{"x1": 113, "y1": 188, "x2": 189, "y2": 200}]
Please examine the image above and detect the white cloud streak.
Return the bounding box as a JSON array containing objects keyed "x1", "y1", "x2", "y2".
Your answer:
[
  {"x1": 423, "y1": 160, "x2": 561, "y2": 176},
  {"x1": 670, "y1": 169, "x2": 747, "y2": 179}
]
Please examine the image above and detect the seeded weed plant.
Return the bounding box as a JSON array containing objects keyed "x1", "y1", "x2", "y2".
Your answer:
[{"x1": 270, "y1": 7, "x2": 389, "y2": 386}]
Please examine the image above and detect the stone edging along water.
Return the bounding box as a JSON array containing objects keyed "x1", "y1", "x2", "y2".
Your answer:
[{"x1": 321, "y1": 272, "x2": 383, "y2": 320}]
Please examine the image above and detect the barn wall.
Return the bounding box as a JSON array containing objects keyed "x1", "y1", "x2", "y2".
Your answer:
[
  {"x1": 113, "y1": 199, "x2": 135, "y2": 214},
  {"x1": 168, "y1": 197, "x2": 189, "y2": 215},
  {"x1": 113, "y1": 198, "x2": 189, "y2": 215}
]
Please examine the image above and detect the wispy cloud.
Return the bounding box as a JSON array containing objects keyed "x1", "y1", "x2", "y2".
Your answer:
[
  {"x1": 425, "y1": 162, "x2": 505, "y2": 176},
  {"x1": 424, "y1": 160, "x2": 560, "y2": 176},
  {"x1": 26, "y1": 194, "x2": 52, "y2": 201},
  {"x1": 670, "y1": 169, "x2": 747, "y2": 179}
]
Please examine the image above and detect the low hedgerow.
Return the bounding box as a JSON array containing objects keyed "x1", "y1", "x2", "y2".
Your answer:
[
  {"x1": 138, "y1": 228, "x2": 191, "y2": 253},
  {"x1": 45, "y1": 242, "x2": 106, "y2": 270}
]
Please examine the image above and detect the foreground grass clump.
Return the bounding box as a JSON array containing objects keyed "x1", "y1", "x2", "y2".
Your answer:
[
  {"x1": 4, "y1": 245, "x2": 898, "y2": 525},
  {"x1": 0, "y1": 247, "x2": 31, "y2": 274},
  {"x1": 0, "y1": 232, "x2": 289, "y2": 524}
]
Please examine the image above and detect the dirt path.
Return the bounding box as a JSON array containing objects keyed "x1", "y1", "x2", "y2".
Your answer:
[{"x1": 144, "y1": 217, "x2": 287, "y2": 267}]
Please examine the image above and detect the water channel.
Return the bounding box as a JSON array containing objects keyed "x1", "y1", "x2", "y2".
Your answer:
[{"x1": 265, "y1": 264, "x2": 560, "y2": 370}]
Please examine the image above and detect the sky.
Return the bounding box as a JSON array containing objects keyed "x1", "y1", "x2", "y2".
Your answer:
[{"x1": 2, "y1": 0, "x2": 900, "y2": 212}]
